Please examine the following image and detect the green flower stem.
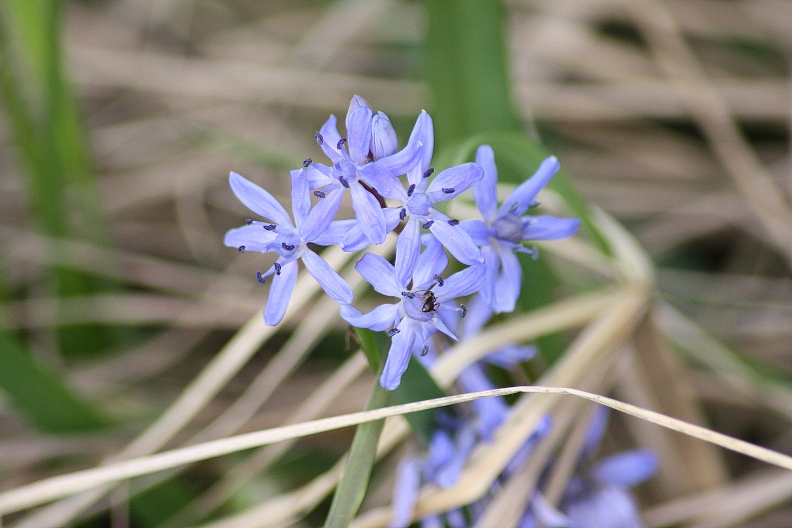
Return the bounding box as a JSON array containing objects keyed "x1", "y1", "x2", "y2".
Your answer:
[{"x1": 322, "y1": 342, "x2": 391, "y2": 528}]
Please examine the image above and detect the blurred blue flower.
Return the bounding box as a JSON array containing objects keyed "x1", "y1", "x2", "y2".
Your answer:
[
  {"x1": 340, "y1": 235, "x2": 483, "y2": 390},
  {"x1": 558, "y1": 407, "x2": 659, "y2": 528},
  {"x1": 461, "y1": 145, "x2": 581, "y2": 313},
  {"x1": 224, "y1": 171, "x2": 354, "y2": 326},
  {"x1": 300, "y1": 95, "x2": 425, "y2": 246}
]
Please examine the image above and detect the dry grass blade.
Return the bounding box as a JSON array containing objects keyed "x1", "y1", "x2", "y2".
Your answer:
[{"x1": 3, "y1": 384, "x2": 791, "y2": 517}]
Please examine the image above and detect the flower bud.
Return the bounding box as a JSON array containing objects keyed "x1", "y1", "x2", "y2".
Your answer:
[
  {"x1": 346, "y1": 95, "x2": 372, "y2": 135},
  {"x1": 370, "y1": 111, "x2": 398, "y2": 159}
]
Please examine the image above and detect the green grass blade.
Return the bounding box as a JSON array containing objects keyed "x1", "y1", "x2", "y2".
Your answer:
[
  {"x1": 323, "y1": 371, "x2": 391, "y2": 528},
  {"x1": 424, "y1": 0, "x2": 518, "y2": 143},
  {"x1": 0, "y1": 331, "x2": 109, "y2": 432}
]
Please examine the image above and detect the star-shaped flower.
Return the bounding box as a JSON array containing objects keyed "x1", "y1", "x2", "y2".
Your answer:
[
  {"x1": 224, "y1": 171, "x2": 354, "y2": 326},
  {"x1": 340, "y1": 236, "x2": 483, "y2": 390},
  {"x1": 461, "y1": 145, "x2": 581, "y2": 313},
  {"x1": 344, "y1": 110, "x2": 485, "y2": 286},
  {"x1": 299, "y1": 95, "x2": 424, "y2": 246}
]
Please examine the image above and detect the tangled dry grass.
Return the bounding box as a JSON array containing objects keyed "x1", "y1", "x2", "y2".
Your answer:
[{"x1": 1, "y1": 0, "x2": 791, "y2": 526}]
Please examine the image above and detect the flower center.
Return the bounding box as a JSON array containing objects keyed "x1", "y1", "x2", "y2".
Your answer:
[{"x1": 491, "y1": 213, "x2": 523, "y2": 244}]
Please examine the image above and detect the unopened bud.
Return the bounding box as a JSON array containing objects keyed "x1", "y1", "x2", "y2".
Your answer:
[{"x1": 370, "y1": 111, "x2": 398, "y2": 159}]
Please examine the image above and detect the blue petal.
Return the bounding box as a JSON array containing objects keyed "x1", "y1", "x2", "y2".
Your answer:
[
  {"x1": 501, "y1": 156, "x2": 559, "y2": 216},
  {"x1": 347, "y1": 94, "x2": 372, "y2": 120},
  {"x1": 412, "y1": 234, "x2": 448, "y2": 287},
  {"x1": 478, "y1": 246, "x2": 499, "y2": 310},
  {"x1": 564, "y1": 485, "x2": 644, "y2": 528},
  {"x1": 301, "y1": 249, "x2": 353, "y2": 304},
  {"x1": 263, "y1": 260, "x2": 298, "y2": 326},
  {"x1": 485, "y1": 344, "x2": 538, "y2": 368},
  {"x1": 346, "y1": 105, "x2": 373, "y2": 163},
  {"x1": 303, "y1": 164, "x2": 335, "y2": 189},
  {"x1": 493, "y1": 242, "x2": 521, "y2": 314},
  {"x1": 430, "y1": 219, "x2": 483, "y2": 266},
  {"x1": 434, "y1": 427, "x2": 476, "y2": 488},
  {"x1": 313, "y1": 219, "x2": 357, "y2": 246},
  {"x1": 594, "y1": 449, "x2": 659, "y2": 488},
  {"x1": 318, "y1": 115, "x2": 344, "y2": 161},
  {"x1": 299, "y1": 187, "x2": 343, "y2": 242},
  {"x1": 459, "y1": 293, "x2": 493, "y2": 338},
  {"x1": 436, "y1": 264, "x2": 485, "y2": 302},
  {"x1": 389, "y1": 458, "x2": 421, "y2": 528},
  {"x1": 223, "y1": 224, "x2": 278, "y2": 252},
  {"x1": 340, "y1": 303, "x2": 399, "y2": 331},
  {"x1": 522, "y1": 215, "x2": 581, "y2": 241},
  {"x1": 582, "y1": 406, "x2": 609, "y2": 457},
  {"x1": 378, "y1": 110, "x2": 431, "y2": 177},
  {"x1": 405, "y1": 111, "x2": 434, "y2": 186},
  {"x1": 340, "y1": 207, "x2": 401, "y2": 252},
  {"x1": 459, "y1": 219, "x2": 490, "y2": 247},
  {"x1": 229, "y1": 172, "x2": 292, "y2": 226},
  {"x1": 370, "y1": 111, "x2": 398, "y2": 160},
  {"x1": 354, "y1": 253, "x2": 401, "y2": 297},
  {"x1": 359, "y1": 161, "x2": 407, "y2": 201},
  {"x1": 381, "y1": 325, "x2": 418, "y2": 390},
  {"x1": 474, "y1": 145, "x2": 499, "y2": 223},
  {"x1": 290, "y1": 169, "x2": 311, "y2": 227},
  {"x1": 426, "y1": 162, "x2": 483, "y2": 202},
  {"x1": 351, "y1": 182, "x2": 387, "y2": 244},
  {"x1": 427, "y1": 430, "x2": 455, "y2": 472},
  {"x1": 395, "y1": 217, "x2": 422, "y2": 289},
  {"x1": 529, "y1": 493, "x2": 569, "y2": 528}
]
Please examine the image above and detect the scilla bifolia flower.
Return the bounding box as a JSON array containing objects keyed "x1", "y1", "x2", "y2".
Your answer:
[
  {"x1": 340, "y1": 235, "x2": 483, "y2": 390},
  {"x1": 300, "y1": 95, "x2": 424, "y2": 245},
  {"x1": 224, "y1": 170, "x2": 353, "y2": 326},
  {"x1": 462, "y1": 145, "x2": 581, "y2": 313}
]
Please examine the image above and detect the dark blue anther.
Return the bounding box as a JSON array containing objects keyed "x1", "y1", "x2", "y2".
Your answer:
[
  {"x1": 315, "y1": 132, "x2": 324, "y2": 145},
  {"x1": 401, "y1": 291, "x2": 415, "y2": 299},
  {"x1": 407, "y1": 184, "x2": 415, "y2": 197},
  {"x1": 459, "y1": 304, "x2": 467, "y2": 318},
  {"x1": 303, "y1": 158, "x2": 313, "y2": 168},
  {"x1": 422, "y1": 220, "x2": 434, "y2": 229},
  {"x1": 420, "y1": 345, "x2": 429, "y2": 356},
  {"x1": 314, "y1": 190, "x2": 326, "y2": 199},
  {"x1": 434, "y1": 274, "x2": 444, "y2": 287},
  {"x1": 423, "y1": 168, "x2": 434, "y2": 179},
  {"x1": 399, "y1": 208, "x2": 406, "y2": 221},
  {"x1": 337, "y1": 138, "x2": 347, "y2": 150},
  {"x1": 274, "y1": 262, "x2": 282, "y2": 275},
  {"x1": 387, "y1": 328, "x2": 400, "y2": 337},
  {"x1": 282, "y1": 243, "x2": 295, "y2": 251},
  {"x1": 238, "y1": 246, "x2": 246, "y2": 253},
  {"x1": 442, "y1": 187, "x2": 455, "y2": 194},
  {"x1": 528, "y1": 200, "x2": 541, "y2": 209},
  {"x1": 339, "y1": 176, "x2": 350, "y2": 188},
  {"x1": 263, "y1": 224, "x2": 276, "y2": 231},
  {"x1": 256, "y1": 271, "x2": 267, "y2": 285},
  {"x1": 448, "y1": 219, "x2": 460, "y2": 226},
  {"x1": 246, "y1": 217, "x2": 253, "y2": 225}
]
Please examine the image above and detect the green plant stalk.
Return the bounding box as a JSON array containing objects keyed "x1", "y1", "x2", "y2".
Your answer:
[
  {"x1": 323, "y1": 342, "x2": 391, "y2": 528},
  {"x1": 0, "y1": 0, "x2": 122, "y2": 356},
  {"x1": 424, "y1": 0, "x2": 518, "y2": 143}
]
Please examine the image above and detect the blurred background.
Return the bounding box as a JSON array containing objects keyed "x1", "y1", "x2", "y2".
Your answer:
[{"x1": 1, "y1": 0, "x2": 791, "y2": 526}]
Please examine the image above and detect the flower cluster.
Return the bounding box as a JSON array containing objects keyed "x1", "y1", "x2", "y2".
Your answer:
[
  {"x1": 389, "y1": 401, "x2": 658, "y2": 528},
  {"x1": 225, "y1": 95, "x2": 580, "y2": 390}
]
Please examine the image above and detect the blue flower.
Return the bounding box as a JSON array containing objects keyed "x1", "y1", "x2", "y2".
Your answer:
[
  {"x1": 299, "y1": 95, "x2": 425, "y2": 246},
  {"x1": 461, "y1": 145, "x2": 581, "y2": 313},
  {"x1": 559, "y1": 407, "x2": 659, "y2": 528},
  {"x1": 351, "y1": 111, "x2": 485, "y2": 285},
  {"x1": 224, "y1": 171, "x2": 354, "y2": 326},
  {"x1": 340, "y1": 236, "x2": 483, "y2": 390}
]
